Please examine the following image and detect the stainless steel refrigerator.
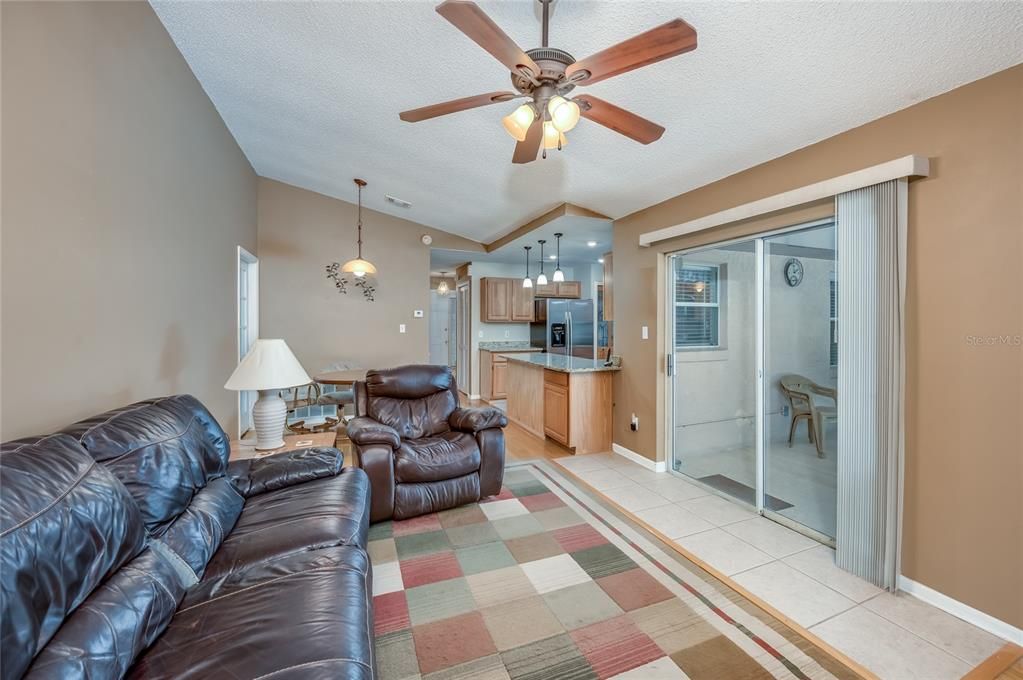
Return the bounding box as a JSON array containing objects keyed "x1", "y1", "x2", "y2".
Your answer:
[{"x1": 530, "y1": 298, "x2": 595, "y2": 359}]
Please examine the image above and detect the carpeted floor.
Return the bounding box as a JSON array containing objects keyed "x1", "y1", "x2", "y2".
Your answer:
[{"x1": 369, "y1": 462, "x2": 864, "y2": 680}]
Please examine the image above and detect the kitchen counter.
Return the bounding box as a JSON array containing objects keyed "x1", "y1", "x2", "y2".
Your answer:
[
  {"x1": 478, "y1": 342, "x2": 540, "y2": 351},
  {"x1": 502, "y1": 352, "x2": 621, "y2": 374}
]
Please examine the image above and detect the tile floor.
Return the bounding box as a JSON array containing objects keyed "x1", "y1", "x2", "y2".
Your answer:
[{"x1": 555, "y1": 451, "x2": 1008, "y2": 680}]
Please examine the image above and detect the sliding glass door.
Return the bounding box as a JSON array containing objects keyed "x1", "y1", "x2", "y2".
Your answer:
[{"x1": 668, "y1": 220, "x2": 838, "y2": 542}]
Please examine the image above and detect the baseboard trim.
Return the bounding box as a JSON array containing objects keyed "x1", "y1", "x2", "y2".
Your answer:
[
  {"x1": 468, "y1": 393, "x2": 481, "y2": 400},
  {"x1": 612, "y1": 443, "x2": 667, "y2": 472},
  {"x1": 897, "y1": 575, "x2": 1022, "y2": 645}
]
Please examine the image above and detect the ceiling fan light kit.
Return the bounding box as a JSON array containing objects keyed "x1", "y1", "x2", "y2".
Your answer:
[{"x1": 399, "y1": 0, "x2": 697, "y2": 164}]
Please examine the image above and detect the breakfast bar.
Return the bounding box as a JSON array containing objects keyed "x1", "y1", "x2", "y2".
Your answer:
[{"x1": 503, "y1": 353, "x2": 619, "y2": 455}]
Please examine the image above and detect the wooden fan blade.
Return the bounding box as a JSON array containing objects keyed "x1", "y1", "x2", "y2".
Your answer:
[
  {"x1": 512, "y1": 119, "x2": 543, "y2": 164},
  {"x1": 399, "y1": 91, "x2": 516, "y2": 122},
  {"x1": 566, "y1": 19, "x2": 697, "y2": 86},
  {"x1": 437, "y1": 1, "x2": 541, "y2": 79},
  {"x1": 576, "y1": 95, "x2": 665, "y2": 144}
]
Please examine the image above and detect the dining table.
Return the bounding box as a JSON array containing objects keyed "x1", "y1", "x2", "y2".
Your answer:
[{"x1": 313, "y1": 369, "x2": 367, "y2": 386}]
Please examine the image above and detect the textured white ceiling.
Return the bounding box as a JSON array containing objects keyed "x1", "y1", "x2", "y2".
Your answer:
[{"x1": 151, "y1": 1, "x2": 1023, "y2": 243}]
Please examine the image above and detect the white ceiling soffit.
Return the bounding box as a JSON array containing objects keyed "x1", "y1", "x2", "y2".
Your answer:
[{"x1": 151, "y1": 1, "x2": 1023, "y2": 243}]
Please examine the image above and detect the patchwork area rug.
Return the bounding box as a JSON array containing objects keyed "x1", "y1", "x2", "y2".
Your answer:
[{"x1": 369, "y1": 462, "x2": 863, "y2": 680}]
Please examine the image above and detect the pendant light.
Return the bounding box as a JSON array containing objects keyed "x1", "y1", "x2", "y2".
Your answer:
[
  {"x1": 536, "y1": 239, "x2": 548, "y2": 286},
  {"x1": 436, "y1": 271, "x2": 450, "y2": 295},
  {"x1": 341, "y1": 178, "x2": 377, "y2": 278},
  {"x1": 522, "y1": 246, "x2": 533, "y2": 289},
  {"x1": 552, "y1": 232, "x2": 565, "y2": 282}
]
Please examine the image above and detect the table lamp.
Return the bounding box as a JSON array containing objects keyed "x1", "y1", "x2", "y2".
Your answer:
[{"x1": 225, "y1": 339, "x2": 311, "y2": 450}]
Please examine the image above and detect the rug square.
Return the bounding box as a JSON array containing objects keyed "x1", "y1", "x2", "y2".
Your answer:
[
  {"x1": 438, "y1": 504, "x2": 488, "y2": 529},
  {"x1": 606, "y1": 657, "x2": 687, "y2": 679},
  {"x1": 455, "y1": 540, "x2": 517, "y2": 575},
  {"x1": 406, "y1": 577, "x2": 476, "y2": 626},
  {"x1": 413, "y1": 611, "x2": 497, "y2": 675},
  {"x1": 483, "y1": 595, "x2": 565, "y2": 651},
  {"x1": 368, "y1": 520, "x2": 394, "y2": 541},
  {"x1": 466, "y1": 565, "x2": 537, "y2": 608},
  {"x1": 542, "y1": 581, "x2": 624, "y2": 631},
  {"x1": 570, "y1": 543, "x2": 637, "y2": 580},
  {"x1": 521, "y1": 554, "x2": 592, "y2": 594},
  {"x1": 492, "y1": 514, "x2": 545, "y2": 541},
  {"x1": 505, "y1": 532, "x2": 564, "y2": 563},
  {"x1": 400, "y1": 550, "x2": 463, "y2": 589},
  {"x1": 396, "y1": 529, "x2": 452, "y2": 560},
  {"x1": 552, "y1": 524, "x2": 610, "y2": 553},
  {"x1": 500, "y1": 633, "x2": 597, "y2": 680},
  {"x1": 368, "y1": 537, "x2": 397, "y2": 564},
  {"x1": 446, "y1": 520, "x2": 501, "y2": 548},
  {"x1": 532, "y1": 506, "x2": 586, "y2": 531},
  {"x1": 481, "y1": 498, "x2": 530, "y2": 520},
  {"x1": 423, "y1": 653, "x2": 510, "y2": 680},
  {"x1": 480, "y1": 487, "x2": 516, "y2": 503},
  {"x1": 507, "y1": 479, "x2": 550, "y2": 497},
  {"x1": 373, "y1": 559, "x2": 404, "y2": 595},
  {"x1": 393, "y1": 512, "x2": 443, "y2": 536},
  {"x1": 373, "y1": 590, "x2": 410, "y2": 636},
  {"x1": 628, "y1": 599, "x2": 715, "y2": 656},
  {"x1": 502, "y1": 468, "x2": 536, "y2": 485},
  {"x1": 596, "y1": 568, "x2": 674, "y2": 612},
  {"x1": 519, "y1": 491, "x2": 567, "y2": 512},
  {"x1": 570, "y1": 615, "x2": 665, "y2": 679},
  {"x1": 375, "y1": 629, "x2": 419, "y2": 679},
  {"x1": 671, "y1": 634, "x2": 775, "y2": 680}
]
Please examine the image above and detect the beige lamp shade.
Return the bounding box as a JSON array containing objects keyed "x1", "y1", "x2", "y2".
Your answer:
[{"x1": 225, "y1": 339, "x2": 311, "y2": 391}]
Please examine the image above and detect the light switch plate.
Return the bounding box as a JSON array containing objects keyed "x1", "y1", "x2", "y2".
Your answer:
[
  {"x1": 641, "y1": 325, "x2": 649, "y2": 340},
  {"x1": 413, "y1": 310, "x2": 424, "y2": 318},
  {"x1": 399, "y1": 324, "x2": 406, "y2": 334}
]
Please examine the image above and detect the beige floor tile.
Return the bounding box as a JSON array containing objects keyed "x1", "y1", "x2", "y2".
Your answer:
[
  {"x1": 618, "y1": 465, "x2": 665, "y2": 484},
  {"x1": 781, "y1": 545, "x2": 883, "y2": 603},
  {"x1": 556, "y1": 454, "x2": 613, "y2": 473},
  {"x1": 731, "y1": 561, "x2": 856, "y2": 627},
  {"x1": 675, "y1": 528, "x2": 773, "y2": 576},
  {"x1": 680, "y1": 494, "x2": 757, "y2": 526},
  {"x1": 573, "y1": 467, "x2": 634, "y2": 491},
  {"x1": 863, "y1": 591, "x2": 1006, "y2": 665},
  {"x1": 722, "y1": 517, "x2": 819, "y2": 558},
  {"x1": 634, "y1": 505, "x2": 715, "y2": 539},
  {"x1": 810, "y1": 606, "x2": 971, "y2": 680},
  {"x1": 600, "y1": 482, "x2": 673, "y2": 513},
  {"x1": 646, "y1": 476, "x2": 711, "y2": 502}
]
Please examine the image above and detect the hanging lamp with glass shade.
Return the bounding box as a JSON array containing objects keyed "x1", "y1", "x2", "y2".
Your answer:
[
  {"x1": 522, "y1": 245, "x2": 533, "y2": 289},
  {"x1": 341, "y1": 178, "x2": 377, "y2": 278},
  {"x1": 436, "y1": 271, "x2": 450, "y2": 295},
  {"x1": 536, "y1": 239, "x2": 548, "y2": 286},
  {"x1": 552, "y1": 232, "x2": 565, "y2": 282}
]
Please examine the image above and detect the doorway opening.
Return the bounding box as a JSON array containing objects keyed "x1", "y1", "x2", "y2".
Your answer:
[{"x1": 236, "y1": 246, "x2": 259, "y2": 438}]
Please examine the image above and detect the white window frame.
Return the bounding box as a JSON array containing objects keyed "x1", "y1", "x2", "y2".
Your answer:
[
  {"x1": 674, "y1": 263, "x2": 722, "y2": 350},
  {"x1": 237, "y1": 246, "x2": 259, "y2": 438}
]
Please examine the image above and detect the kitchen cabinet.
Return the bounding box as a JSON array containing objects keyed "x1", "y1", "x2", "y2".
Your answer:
[
  {"x1": 533, "y1": 281, "x2": 582, "y2": 299},
  {"x1": 480, "y1": 349, "x2": 538, "y2": 400},
  {"x1": 481, "y1": 278, "x2": 533, "y2": 322},
  {"x1": 542, "y1": 372, "x2": 570, "y2": 444},
  {"x1": 602, "y1": 252, "x2": 613, "y2": 321}
]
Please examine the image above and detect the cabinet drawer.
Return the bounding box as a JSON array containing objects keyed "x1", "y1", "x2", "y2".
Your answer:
[{"x1": 544, "y1": 369, "x2": 569, "y2": 387}]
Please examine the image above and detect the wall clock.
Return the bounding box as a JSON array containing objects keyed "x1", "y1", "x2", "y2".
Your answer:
[{"x1": 784, "y1": 258, "x2": 804, "y2": 287}]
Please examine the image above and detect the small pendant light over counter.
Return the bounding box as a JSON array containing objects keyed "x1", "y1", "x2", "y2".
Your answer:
[
  {"x1": 341, "y1": 178, "x2": 377, "y2": 278},
  {"x1": 522, "y1": 245, "x2": 533, "y2": 289},
  {"x1": 552, "y1": 232, "x2": 565, "y2": 282},
  {"x1": 436, "y1": 271, "x2": 450, "y2": 295},
  {"x1": 536, "y1": 239, "x2": 548, "y2": 286}
]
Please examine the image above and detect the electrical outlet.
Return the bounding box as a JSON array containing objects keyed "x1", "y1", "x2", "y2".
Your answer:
[
  {"x1": 478, "y1": 330, "x2": 484, "y2": 339},
  {"x1": 399, "y1": 324, "x2": 406, "y2": 334},
  {"x1": 630, "y1": 413, "x2": 639, "y2": 431},
  {"x1": 413, "y1": 309, "x2": 424, "y2": 318},
  {"x1": 504, "y1": 330, "x2": 510, "y2": 338},
  {"x1": 641, "y1": 326, "x2": 649, "y2": 340},
  {"x1": 782, "y1": 405, "x2": 789, "y2": 417}
]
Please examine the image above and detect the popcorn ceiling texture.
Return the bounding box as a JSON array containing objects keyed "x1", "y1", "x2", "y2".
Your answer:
[{"x1": 152, "y1": 0, "x2": 1023, "y2": 242}]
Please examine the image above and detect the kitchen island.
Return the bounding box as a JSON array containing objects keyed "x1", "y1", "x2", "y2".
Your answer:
[{"x1": 503, "y1": 353, "x2": 619, "y2": 455}]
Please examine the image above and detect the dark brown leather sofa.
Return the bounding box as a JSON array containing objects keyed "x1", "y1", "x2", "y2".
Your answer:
[
  {"x1": 1, "y1": 395, "x2": 375, "y2": 679},
  {"x1": 348, "y1": 365, "x2": 508, "y2": 522}
]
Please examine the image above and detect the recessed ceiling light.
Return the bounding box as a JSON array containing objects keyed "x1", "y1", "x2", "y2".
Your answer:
[
  {"x1": 598, "y1": 258, "x2": 605, "y2": 264},
  {"x1": 587, "y1": 241, "x2": 597, "y2": 247}
]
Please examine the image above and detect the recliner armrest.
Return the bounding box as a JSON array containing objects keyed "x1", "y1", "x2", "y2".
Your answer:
[
  {"x1": 449, "y1": 407, "x2": 508, "y2": 434},
  {"x1": 347, "y1": 417, "x2": 401, "y2": 450},
  {"x1": 227, "y1": 447, "x2": 343, "y2": 498}
]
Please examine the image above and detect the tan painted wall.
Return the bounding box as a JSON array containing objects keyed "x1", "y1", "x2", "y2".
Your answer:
[
  {"x1": 1, "y1": 1, "x2": 258, "y2": 440},
  {"x1": 257, "y1": 179, "x2": 483, "y2": 376},
  {"x1": 612, "y1": 65, "x2": 1022, "y2": 626}
]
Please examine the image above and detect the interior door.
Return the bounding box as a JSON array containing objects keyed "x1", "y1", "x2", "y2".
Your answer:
[
  {"x1": 236, "y1": 247, "x2": 258, "y2": 438},
  {"x1": 456, "y1": 283, "x2": 470, "y2": 394}
]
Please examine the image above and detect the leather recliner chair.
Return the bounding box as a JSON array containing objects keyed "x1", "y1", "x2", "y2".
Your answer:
[{"x1": 347, "y1": 365, "x2": 508, "y2": 522}]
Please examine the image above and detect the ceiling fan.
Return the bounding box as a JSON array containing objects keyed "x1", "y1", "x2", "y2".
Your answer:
[{"x1": 398, "y1": 0, "x2": 697, "y2": 164}]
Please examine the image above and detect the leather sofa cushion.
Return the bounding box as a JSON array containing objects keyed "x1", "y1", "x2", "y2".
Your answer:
[
  {"x1": 128, "y1": 546, "x2": 374, "y2": 680},
  {"x1": 23, "y1": 547, "x2": 186, "y2": 679},
  {"x1": 227, "y1": 447, "x2": 344, "y2": 497},
  {"x1": 368, "y1": 390, "x2": 457, "y2": 441},
  {"x1": 394, "y1": 432, "x2": 481, "y2": 483},
  {"x1": 59, "y1": 395, "x2": 231, "y2": 535},
  {"x1": 1, "y1": 434, "x2": 147, "y2": 680},
  {"x1": 199, "y1": 468, "x2": 370, "y2": 587},
  {"x1": 393, "y1": 473, "x2": 481, "y2": 521},
  {"x1": 158, "y1": 477, "x2": 244, "y2": 578}
]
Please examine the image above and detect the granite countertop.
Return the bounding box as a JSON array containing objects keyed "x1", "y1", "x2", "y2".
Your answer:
[
  {"x1": 503, "y1": 352, "x2": 621, "y2": 373},
  {"x1": 478, "y1": 342, "x2": 541, "y2": 352}
]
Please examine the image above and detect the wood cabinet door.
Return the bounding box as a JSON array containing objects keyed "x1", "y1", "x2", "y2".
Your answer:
[
  {"x1": 556, "y1": 281, "x2": 582, "y2": 298},
  {"x1": 510, "y1": 282, "x2": 534, "y2": 321},
  {"x1": 483, "y1": 278, "x2": 511, "y2": 321},
  {"x1": 543, "y1": 383, "x2": 569, "y2": 444},
  {"x1": 492, "y1": 362, "x2": 507, "y2": 398},
  {"x1": 534, "y1": 282, "x2": 558, "y2": 298},
  {"x1": 602, "y1": 253, "x2": 613, "y2": 320}
]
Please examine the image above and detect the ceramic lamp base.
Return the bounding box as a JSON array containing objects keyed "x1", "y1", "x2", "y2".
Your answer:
[{"x1": 252, "y1": 389, "x2": 286, "y2": 450}]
